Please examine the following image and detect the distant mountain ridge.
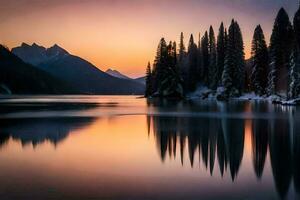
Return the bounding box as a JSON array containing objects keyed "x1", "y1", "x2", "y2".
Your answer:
[
  {"x1": 12, "y1": 43, "x2": 144, "y2": 95},
  {"x1": 0, "y1": 45, "x2": 74, "y2": 94},
  {"x1": 106, "y1": 69, "x2": 131, "y2": 80},
  {"x1": 12, "y1": 43, "x2": 68, "y2": 66},
  {"x1": 106, "y1": 68, "x2": 145, "y2": 85},
  {"x1": 134, "y1": 76, "x2": 145, "y2": 85}
]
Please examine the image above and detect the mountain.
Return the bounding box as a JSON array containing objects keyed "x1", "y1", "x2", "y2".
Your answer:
[
  {"x1": 0, "y1": 45, "x2": 74, "y2": 94},
  {"x1": 106, "y1": 69, "x2": 131, "y2": 80},
  {"x1": 12, "y1": 43, "x2": 144, "y2": 95},
  {"x1": 134, "y1": 76, "x2": 145, "y2": 85},
  {"x1": 106, "y1": 69, "x2": 146, "y2": 85}
]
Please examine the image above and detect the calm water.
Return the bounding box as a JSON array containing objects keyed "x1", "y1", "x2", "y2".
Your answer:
[{"x1": 0, "y1": 95, "x2": 299, "y2": 200}]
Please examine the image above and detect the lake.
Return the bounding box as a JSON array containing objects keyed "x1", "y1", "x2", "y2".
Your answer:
[{"x1": 0, "y1": 95, "x2": 298, "y2": 200}]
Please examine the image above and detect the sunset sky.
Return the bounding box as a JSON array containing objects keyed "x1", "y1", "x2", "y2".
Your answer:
[{"x1": 0, "y1": 0, "x2": 298, "y2": 78}]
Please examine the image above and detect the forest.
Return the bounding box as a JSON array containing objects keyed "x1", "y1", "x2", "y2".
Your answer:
[{"x1": 145, "y1": 6, "x2": 300, "y2": 100}]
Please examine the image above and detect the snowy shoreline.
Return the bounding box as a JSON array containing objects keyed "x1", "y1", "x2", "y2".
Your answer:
[{"x1": 187, "y1": 86, "x2": 300, "y2": 106}]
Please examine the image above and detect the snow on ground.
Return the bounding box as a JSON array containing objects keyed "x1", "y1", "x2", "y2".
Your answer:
[
  {"x1": 234, "y1": 92, "x2": 264, "y2": 100},
  {"x1": 187, "y1": 86, "x2": 300, "y2": 105},
  {"x1": 187, "y1": 86, "x2": 265, "y2": 101},
  {"x1": 187, "y1": 86, "x2": 212, "y2": 100},
  {"x1": 273, "y1": 98, "x2": 300, "y2": 106}
]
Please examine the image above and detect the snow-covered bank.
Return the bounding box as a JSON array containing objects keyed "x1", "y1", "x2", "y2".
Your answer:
[
  {"x1": 187, "y1": 86, "x2": 300, "y2": 105},
  {"x1": 187, "y1": 86, "x2": 264, "y2": 101},
  {"x1": 273, "y1": 98, "x2": 300, "y2": 106}
]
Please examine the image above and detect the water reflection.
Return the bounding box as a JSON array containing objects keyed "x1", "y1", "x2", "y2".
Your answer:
[
  {"x1": 0, "y1": 117, "x2": 95, "y2": 147},
  {"x1": 148, "y1": 99, "x2": 300, "y2": 199},
  {"x1": 0, "y1": 96, "x2": 299, "y2": 199}
]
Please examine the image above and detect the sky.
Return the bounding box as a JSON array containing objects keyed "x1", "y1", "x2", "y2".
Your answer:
[{"x1": 0, "y1": 0, "x2": 299, "y2": 78}]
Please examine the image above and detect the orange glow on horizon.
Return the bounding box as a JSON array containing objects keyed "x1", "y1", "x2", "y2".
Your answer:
[{"x1": 1, "y1": 0, "x2": 297, "y2": 77}]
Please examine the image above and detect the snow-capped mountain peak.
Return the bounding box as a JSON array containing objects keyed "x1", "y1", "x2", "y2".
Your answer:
[
  {"x1": 105, "y1": 69, "x2": 131, "y2": 80},
  {"x1": 12, "y1": 43, "x2": 69, "y2": 65}
]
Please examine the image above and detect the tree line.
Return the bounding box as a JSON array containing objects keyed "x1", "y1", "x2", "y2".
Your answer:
[{"x1": 145, "y1": 5, "x2": 300, "y2": 100}]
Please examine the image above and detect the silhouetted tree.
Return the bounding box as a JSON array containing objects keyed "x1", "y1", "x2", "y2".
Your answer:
[
  {"x1": 289, "y1": 4, "x2": 300, "y2": 99},
  {"x1": 208, "y1": 26, "x2": 218, "y2": 89},
  {"x1": 152, "y1": 38, "x2": 168, "y2": 94},
  {"x1": 178, "y1": 33, "x2": 188, "y2": 90},
  {"x1": 187, "y1": 34, "x2": 199, "y2": 91},
  {"x1": 250, "y1": 25, "x2": 269, "y2": 95},
  {"x1": 217, "y1": 22, "x2": 226, "y2": 86},
  {"x1": 294, "y1": 4, "x2": 300, "y2": 50},
  {"x1": 267, "y1": 8, "x2": 294, "y2": 97},
  {"x1": 145, "y1": 62, "x2": 153, "y2": 97},
  {"x1": 288, "y1": 46, "x2": 300, "y2": 99},
  {"x1": 222, "y1": 19, "x2": 245, "y2": 97},
  {"x1": 158, "y1": 41, "x2": 183, "y2": 97},
  {"x1": 197, "y1": 33, "x2": 203, "y2": 82},
  {"x1": 179, "y1": 32, "x2": 186, "y2": 63},
  {"x1": 201, "y1": 31, "x2": 209, "y2": 85}
]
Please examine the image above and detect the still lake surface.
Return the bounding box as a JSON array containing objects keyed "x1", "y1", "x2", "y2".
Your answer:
[{"x1": 0, "y1": 95, "x2": 299, "y2": 200}]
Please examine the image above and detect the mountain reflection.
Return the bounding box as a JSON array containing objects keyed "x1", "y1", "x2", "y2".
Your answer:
[
  {"x1": 148, "y1": 99, "x2": 300, "y2": 198},
  {"x1": 0, "y1": 117, "x2": 95, "y2": 147}
]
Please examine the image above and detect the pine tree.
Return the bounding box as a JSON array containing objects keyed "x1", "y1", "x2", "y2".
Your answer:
[
  {"x1": 145, "y1": 62, "x2": 152, "y2": 97},
  {"x1": 294, "y1": 3, "x2": 300, "y2": 49},
  {"x1": 250, "y1": 25, "x2": 269, "y2": 95},
  {"x1": 151, "y1": 38, "x2": 183, "y2": 97},
  {"x1": 288, "y1": 46, "x2": 300, "y2": 99},
  {"x1": 267, "y1": 8, "x2": 294, "y2": 97},
  {"x1": 162, "y1": 41, "x2": 183, "y2": 97},
  {"x1": 197, "y1": 33, "x2": 203, "y2": 82},
  {"x1": 187, "y1": 34, "x2": 199, "y2": 91},
  {"x1": 233, "y1": 21, "x2": 245, "y2": 93},
  {"x1": 179, "y1": 32, "x2": 186, "y2": 63},
  {"x1": 208, "y1": 26, "x2": 217, "y2": 89},
  {"x1": 178, "y1": 32, "x2": 188, "y2": 91},
  {"x1": 172, "y1": 41, "x2": 177, "y2": 67},
  {"x1": 217, "y1": 22, "x2": 226, "y2": 86},
  {"x1": 222, "y1": 19, "x2": 245, "y2": 96},
  {"x1": 222, "y1": 24, "x2": 234, "y2": 96},
  {"x1": 224, "y1": 28, "x2": 228, "y2": 49},
  {"x1": 289, "y1": 2, "x2": 300, "y2": 99},
  {"x1": 201, "y1": 31, "x2": 209, "y2": 85},
  {"x1": 152, "y1": 38, "x2": 168, "y2": 94}
]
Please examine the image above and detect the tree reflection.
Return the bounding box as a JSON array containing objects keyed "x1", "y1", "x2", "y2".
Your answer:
[
  {"x1": 148, "y1": 100, "x2": 300, "y2": 199},
  {"x1": 251, "y1": 118, "x2": 269, "y2": 179},
  {"x1": 0, "y1": 117, "x2": 95, "y2": 147}
]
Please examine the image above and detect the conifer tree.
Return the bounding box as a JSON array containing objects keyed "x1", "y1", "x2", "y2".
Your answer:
[
  {"x1": 201, "y1": 31, "x2": 209, "y2": 85},
  {"x1": 224, "y1": 28, "x2": 228, "y2": 49},
  {"x1": 151, "y1": 38, "x2": 183, "y2": 97},
  {"x1": 250, "y1": 25, "x2": 269, "y2": 95},
  {"x1": 267, "y1": 8, "x2": 294, "y2": 97},
  {"x1": 172, "y1": 41, "x2": 177, "y2": 67},
  {"x1": 222, "y1": 24, "x2": 234, "y2": 96},
  {"x1": 187, "y1": 34, "x2": 199, "y2": 91},
  {"x1": 217, "y1": 23, "x2": 226, "y2": 86},
  {"x1": 152, "y1": 38, "x2": 168, "y2": 94},
  {"x1": 178, "y1": 33, "x2": 188, "y2": 90},
  {"x1": 197, "y1": 33, "x2": 203, "y2": 82},
  {"x1": 179, "y1": 32, "x2": 186, "y2": 62},
  {"x1": 145, "y1": 62, "x2": 153, "y2": 97},
  {"x1": 294, "y1": 3, "x2": 300, "y2": 49},
  {"x1": 233, "y1": 21, "x2": 245, "y2": 93},
  {"x1": 222, "y1": 19, "x2": 245, "y2": 96},
  {"x1": 288, "y1": 46, "x2": 300, "y2": 99},
  {"x1": 289, "y1": 3, "x2": 300, "y2": 99},
  {"x1": 208, "y1": 26, "x2": 217, "y2": 89}
]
